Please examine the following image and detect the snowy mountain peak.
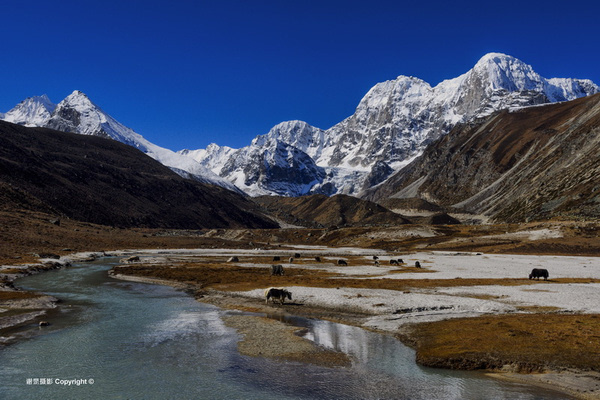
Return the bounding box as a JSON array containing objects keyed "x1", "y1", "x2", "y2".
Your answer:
[
  {"x1": 2, "y1": 91, "x2": 242, "y2": 194},
  {"x1": 252, "y1": 120, "x2": 322, "y2": 148},
  {"x1": 183, "y1": 52, "x2": 599, "y2": 197},
  {"x1": 475, "y1": 52, "x2": 519, "y2": 66},
  {"x1": 60, "y1": 90, "x2": 95, "y2": 108},
  {"x1": 3, "y1": 94, "x2": 57, "y2": 126},
  {"x1": 47, "y1": 90, "x2": 129, "y2": 144},
  {"x1": 54, "y1": 90, "x2": 107, "y2": 122},
  {"x1": 470, "y1": 52, "x2": 542, "y2": 92}
]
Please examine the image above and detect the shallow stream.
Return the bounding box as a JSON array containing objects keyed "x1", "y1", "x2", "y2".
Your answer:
[{"x1": 0, "y1": 258, "x2": 571, "y2": 399}]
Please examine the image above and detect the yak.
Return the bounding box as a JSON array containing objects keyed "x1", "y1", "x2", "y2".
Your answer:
[
  {"x1": 271, "y1": 264, "x2": 284, "y2": 276},
  {"x1": 264, "y1": 287, "x2": 292, "y2": 304},
  {"x1": 529, "y1": 268, "x2": 549, "y2": 280}
]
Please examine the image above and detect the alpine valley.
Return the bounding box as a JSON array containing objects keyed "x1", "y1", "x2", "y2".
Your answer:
[
  {"x1": 5, "y1": 52, "x2": 600, "y2": 400},
  {"x1": 3, "y1": 52, "x2": 598, "y2": 201}
]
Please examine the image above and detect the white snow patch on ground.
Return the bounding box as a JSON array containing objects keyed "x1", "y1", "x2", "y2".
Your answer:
[
  {"x1": 228, "y1": 249, "x2": 600, "y2": 332},
  {"x1": 114, "y1": 246, "x2": 600, "y2": 333},
  {"x1": 480, "y1": 228, "x2": 563, "y2": 241}
]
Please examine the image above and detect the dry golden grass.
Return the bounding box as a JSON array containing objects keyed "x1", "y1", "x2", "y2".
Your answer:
[
  {"x1": 0, "y1": 291, "x2": 43, "y2": 301},
  {"x1": 113, "y1": 261, "x2": 600, "y2": 293},
  {"x1": 407, "y1": 314, "x2": 600, "y2": 372},
  {"x1": 0, "y1": 210, "x2": 258, "y2": 265}
]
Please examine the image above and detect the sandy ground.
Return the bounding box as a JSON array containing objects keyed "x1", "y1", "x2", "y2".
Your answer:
[{"x1": 222, "y1": 313, "x2": 352, "y2": 367}]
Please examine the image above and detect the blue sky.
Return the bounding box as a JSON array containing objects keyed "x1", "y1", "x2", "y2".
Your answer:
[{"x1": 2, "y1": 0, "x2": 599, "y2": 151}]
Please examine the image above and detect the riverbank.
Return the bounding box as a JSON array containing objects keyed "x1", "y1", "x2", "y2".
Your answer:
[
  {"x1": 105, "y1": 270, "x2": 600, "y2": 398},
  {"x1": 194, "y1": 288, "x2": 600, "y2": 400},
  {"x1": 108, "y1": 246, "x2": 600, "y2": 399},
  {"x1": 3, "y1": 220, "x2": 600, "y2": 398}
]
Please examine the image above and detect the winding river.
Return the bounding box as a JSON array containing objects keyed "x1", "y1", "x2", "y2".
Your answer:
[{"x1": 0, "y1": 258, "x2": 571, "y2": 399}]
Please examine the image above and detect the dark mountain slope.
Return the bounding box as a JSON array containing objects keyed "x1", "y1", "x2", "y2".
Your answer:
[
  {"x1": 364, "y1": 94, "x2": 600, "y2": 222},
  {"x1": 254, "y1": 194, "x2": 410, "y2": 228},
  {"x1": 0, "y1": 121, "x2": 277, "y2": 229}
]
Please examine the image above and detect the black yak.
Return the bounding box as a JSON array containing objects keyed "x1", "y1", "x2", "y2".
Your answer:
[
  {"x1": 271, "y1": 264, "x2": 284, "y2": 276},
  {"x1": 529, "y1": 268, "x2": 549, "y2": 280}
]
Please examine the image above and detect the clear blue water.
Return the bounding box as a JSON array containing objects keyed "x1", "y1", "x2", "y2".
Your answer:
[{"x1": 0, "y1": 258, "x2": 571, "y2": 399}]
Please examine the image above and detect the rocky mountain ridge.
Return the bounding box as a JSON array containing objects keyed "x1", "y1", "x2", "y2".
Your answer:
[
  {"x1": 3, "y1": 53, "x2": 598, "y2": 198},
  {"x1": 364, "y1": 93, "x2": 600, "y2": 222},
  {"x1": 184, "y1": 53, "x2": 598, "y2": 196},
  {"x1": 2, "y1": 91, "x2": 241, "y2": 193}
]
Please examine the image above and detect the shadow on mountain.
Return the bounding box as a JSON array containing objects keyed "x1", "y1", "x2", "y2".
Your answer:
[{"x1": 0, "y1": 121, "x2": 277, "y2": 229}]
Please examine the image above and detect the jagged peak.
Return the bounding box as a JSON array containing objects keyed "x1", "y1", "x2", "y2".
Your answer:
[
  {"x1": 15, "y1": 94, "x2": 56, "y2": 112},
  {"x1": 394, "y1": 75, "x2": 429, "y2": 83},
  {"x1": 251, "y1": 120, "x2": 321, "y2": 146},
  {"x1": 206, "y1": 142, "x2": 234, "y2": 151},
  {"x1": 473, "y1": 53, "x2": 534, "y2": 74},
  {"x1": 57, "y1": 90, "x2": 97, "y2": 110}
]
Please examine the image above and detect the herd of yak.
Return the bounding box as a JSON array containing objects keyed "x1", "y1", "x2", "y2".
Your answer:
[{"x1": 251, "y1": 254, "x2": 550, "y2": 305}]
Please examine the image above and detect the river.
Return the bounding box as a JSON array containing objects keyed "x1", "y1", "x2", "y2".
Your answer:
[{"x1": 0, "y1": 258, "x2": 571, "y2": 399}]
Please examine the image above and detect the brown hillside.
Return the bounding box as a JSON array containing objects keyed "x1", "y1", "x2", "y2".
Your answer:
[
  {"x1": 365, "y1": 94, "x2": 600, "y2": 222},
  {"x1": 0, "y1": 121, "x2": 277, "y2": 229},
  {"x1": 254, "y1": 194, "x2": 411, "y2": 228}
]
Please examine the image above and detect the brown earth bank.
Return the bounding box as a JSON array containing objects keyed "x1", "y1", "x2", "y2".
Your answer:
[
  {"x1": 2, "y1": 209, "x2": 600, "y2": 266},
  {"x1": 404, "y1": 314, "x2": 600, "y2": 372}
]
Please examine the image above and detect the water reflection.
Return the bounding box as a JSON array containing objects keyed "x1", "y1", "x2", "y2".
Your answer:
[{"x1": 233, "y1": 313, "x2": 572, "y2": 399}]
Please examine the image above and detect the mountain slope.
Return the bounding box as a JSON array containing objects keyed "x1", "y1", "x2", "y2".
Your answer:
[
  {"x1": 2, "y1": 91, "x2": 241, "y2": 193},
  {"x1": 364, "y1": 93, "x2": 600, "y2": 222},
  {"x1": 253, "y1": 194, "x2": 410, "y2": 228},
  {"x1": 0, "y1": 120, "x2": 277, "y2": 229},
  {"x1": 4, "y1": 54, "x2": 598, "y2": 198},
  {"x1": 187, "y1": 53, "x2": 598, "y2": 197}
]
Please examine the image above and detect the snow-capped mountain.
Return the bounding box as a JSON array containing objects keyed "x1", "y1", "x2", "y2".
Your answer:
[
  {"x1": 3, "y1": 94, "x2": 56, "y2": 127},
  {"x1": 185, "y1": 53, "x2": 599, "y2": 196},
  {"x1": 1, "y1": 90, "x2": 241, "y2": 193},
  {"x1": 4, "y1": 53, "x2": 598, "y2": 198},
  {"x1": 180, "y1": 121, "x2": 328, "y2": 196}
]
